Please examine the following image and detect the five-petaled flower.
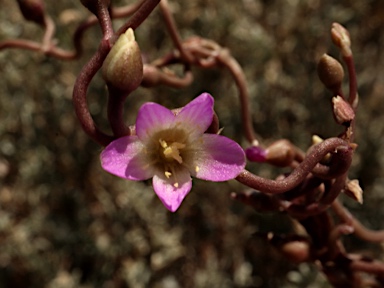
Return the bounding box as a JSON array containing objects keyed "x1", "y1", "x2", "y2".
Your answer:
[{"x1": 100, "y1": 93, "x2": 246, "y2": 212}]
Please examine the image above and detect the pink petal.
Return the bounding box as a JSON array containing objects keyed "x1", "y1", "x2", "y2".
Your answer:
[
  {"x1": 100, "y1": 136, "x2": 154, "y2": 180},
  {"x1": 176, "y1": 93, "x2": 214, "y2": 136},
  {"x1": 136, "y1": 102, "x2": 176, "y2": 142},
  {"x1": 152, "y1": 168, "x2": 192, "y2": 212},
  {"x1": 189, "y1": 134, "x2": 245, "y2": 181}
]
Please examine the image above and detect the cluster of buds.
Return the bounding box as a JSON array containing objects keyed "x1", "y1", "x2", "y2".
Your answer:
[{"x1": 317, "y1": 43, "x2": 355, "y2": 128}]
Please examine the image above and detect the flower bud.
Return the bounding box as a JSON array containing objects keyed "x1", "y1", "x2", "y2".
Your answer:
[
  {"x1": 245, "y1": 146, "x2": 267, "y2": 162},
  {"x1": 310, "y1": 135, "x2": 331, "y2": 163},
  {"x1": 102, "y1": 28, "x2": 143, "y2": 92},
  {"x1": 344, "y1": 179, "x2": 363, "y2": 204},
  {"x1": 280, "y1": 241, "x2": 310, "y2": 263},
  {"x1": 332, "y1": 95, "x2": 355, "y2": 126},
  {"x1": 16, "y1": 0, "x2": 46, "y2": 26},
  {"x1": 317, "y1": 54, "x2": 344, "y2": 92},
  {"x1": 265, "y1": 139, "x2": 295, "y2": 167},
  {"x1": 331, "y1": 22, "x2": 352, "y2": 57}
]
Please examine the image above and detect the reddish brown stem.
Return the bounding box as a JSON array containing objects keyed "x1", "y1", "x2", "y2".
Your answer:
[
  {"x1": 95, "y1": 0, "x2": 114, "y2": 40},
  {"x1": 217, "y1": 48, "x2": 257, "y2": 145},
  {"x1": 159, "y1": 0, "x2": 194, "y2": 63},
  {"x1": 0, "y1": 37, "x2": 77, "y2": 59},
  {"x1": 53, "y1": 1, "x2": 146, "y2": 60},
  {"x1": 73, "y1": 40, "x2": 115, "y2": 146},
  {"x1": 115, "y1": 0, "x2": 161, "y2": 40},
  {"x1": 236, "y1": 138, "x2": 350, "y2": 194},
  {"x1": 107, "y1": 87, "x2": 131, "y2": 138},
  {"x1": 332, "y1": 199, "x2": 384, "y2": 243},
  {"x1": 73, "y1": 0, "x2": 160, "y2": 146},
  {"x1": 111, "y1": 0, "x2": 146, "y2": 18},
  {"x1": 0, "y1": 39, "x2": 41, "y2": 51},
  {"x1": 350, "y1": 259, "x2": 384, "y2": 275},
  {"x1": 344, "y1": 54, "x2": 358, "y2": 109},
  {"x1": 142, "y1": 65, "x2": 193, "y2": 88},
  {"x1": 286, "y1": 174, "x2": 347, "y2": 218},
  {"x1": 41, "y1": 15, "x2": 55, "y2": 52}
]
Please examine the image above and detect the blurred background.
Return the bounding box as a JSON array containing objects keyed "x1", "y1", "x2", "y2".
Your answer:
[{"x1": 1, "y1": 0, "x2": 384, "y2": 287}]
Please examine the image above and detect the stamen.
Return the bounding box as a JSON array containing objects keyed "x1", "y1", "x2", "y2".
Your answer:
[
  {"x1": 195, "y1": 166, "x2": 200, "y2": 173},
  {"x1": 158, "y1": 137, "x2": 186, "y2": 189},
  {"x1": 159, "y1": 139, "x2": 186, "y2": 164},
  {"x1": 159, "y1": 139, "x2": 168, "y2": 148},
  {"x1": 165, "y1": 171, "x2": 172, "y2": 178},
  {"x1": 168, "y1": 166, "x2": 180, "y2": 189}
]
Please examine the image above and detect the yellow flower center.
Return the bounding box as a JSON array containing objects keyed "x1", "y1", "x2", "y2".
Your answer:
[
  {"x1": 145, "y1": 128, "x2": 193, "y2": 188},
  {"x1": 159, "y1": 139, "x2": 186, "y2": 164}
]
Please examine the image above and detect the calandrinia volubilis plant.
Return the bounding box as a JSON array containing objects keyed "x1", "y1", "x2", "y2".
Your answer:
[
  {"x1": 3, "y1": 0, "x2": 384, "y2": 286},
  {"x1": 100, "y1": 93, "x2": 246, "y2": 212}
]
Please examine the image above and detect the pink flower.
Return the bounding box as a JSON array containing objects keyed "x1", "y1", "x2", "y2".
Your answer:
[{"x1": 100, "y1": 93, "x2": 246, "y2": 212}]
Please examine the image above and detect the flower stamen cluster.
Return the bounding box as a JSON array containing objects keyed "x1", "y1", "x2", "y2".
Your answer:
[{"x1": 160, "y1": 139, "x2": 185, "y2": 164}]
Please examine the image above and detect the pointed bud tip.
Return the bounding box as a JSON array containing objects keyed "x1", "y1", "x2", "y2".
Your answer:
[
  {"x1": 344, "y1": 179, "x2": 363, "y2": 204},
  {"x1": 331, "y1": 23, "x2": 352, "y2": 57}
]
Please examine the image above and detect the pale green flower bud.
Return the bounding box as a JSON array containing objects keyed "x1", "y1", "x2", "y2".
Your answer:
[{"x1": 102, "y1": 28, "x2": 143, "y2": 92}]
